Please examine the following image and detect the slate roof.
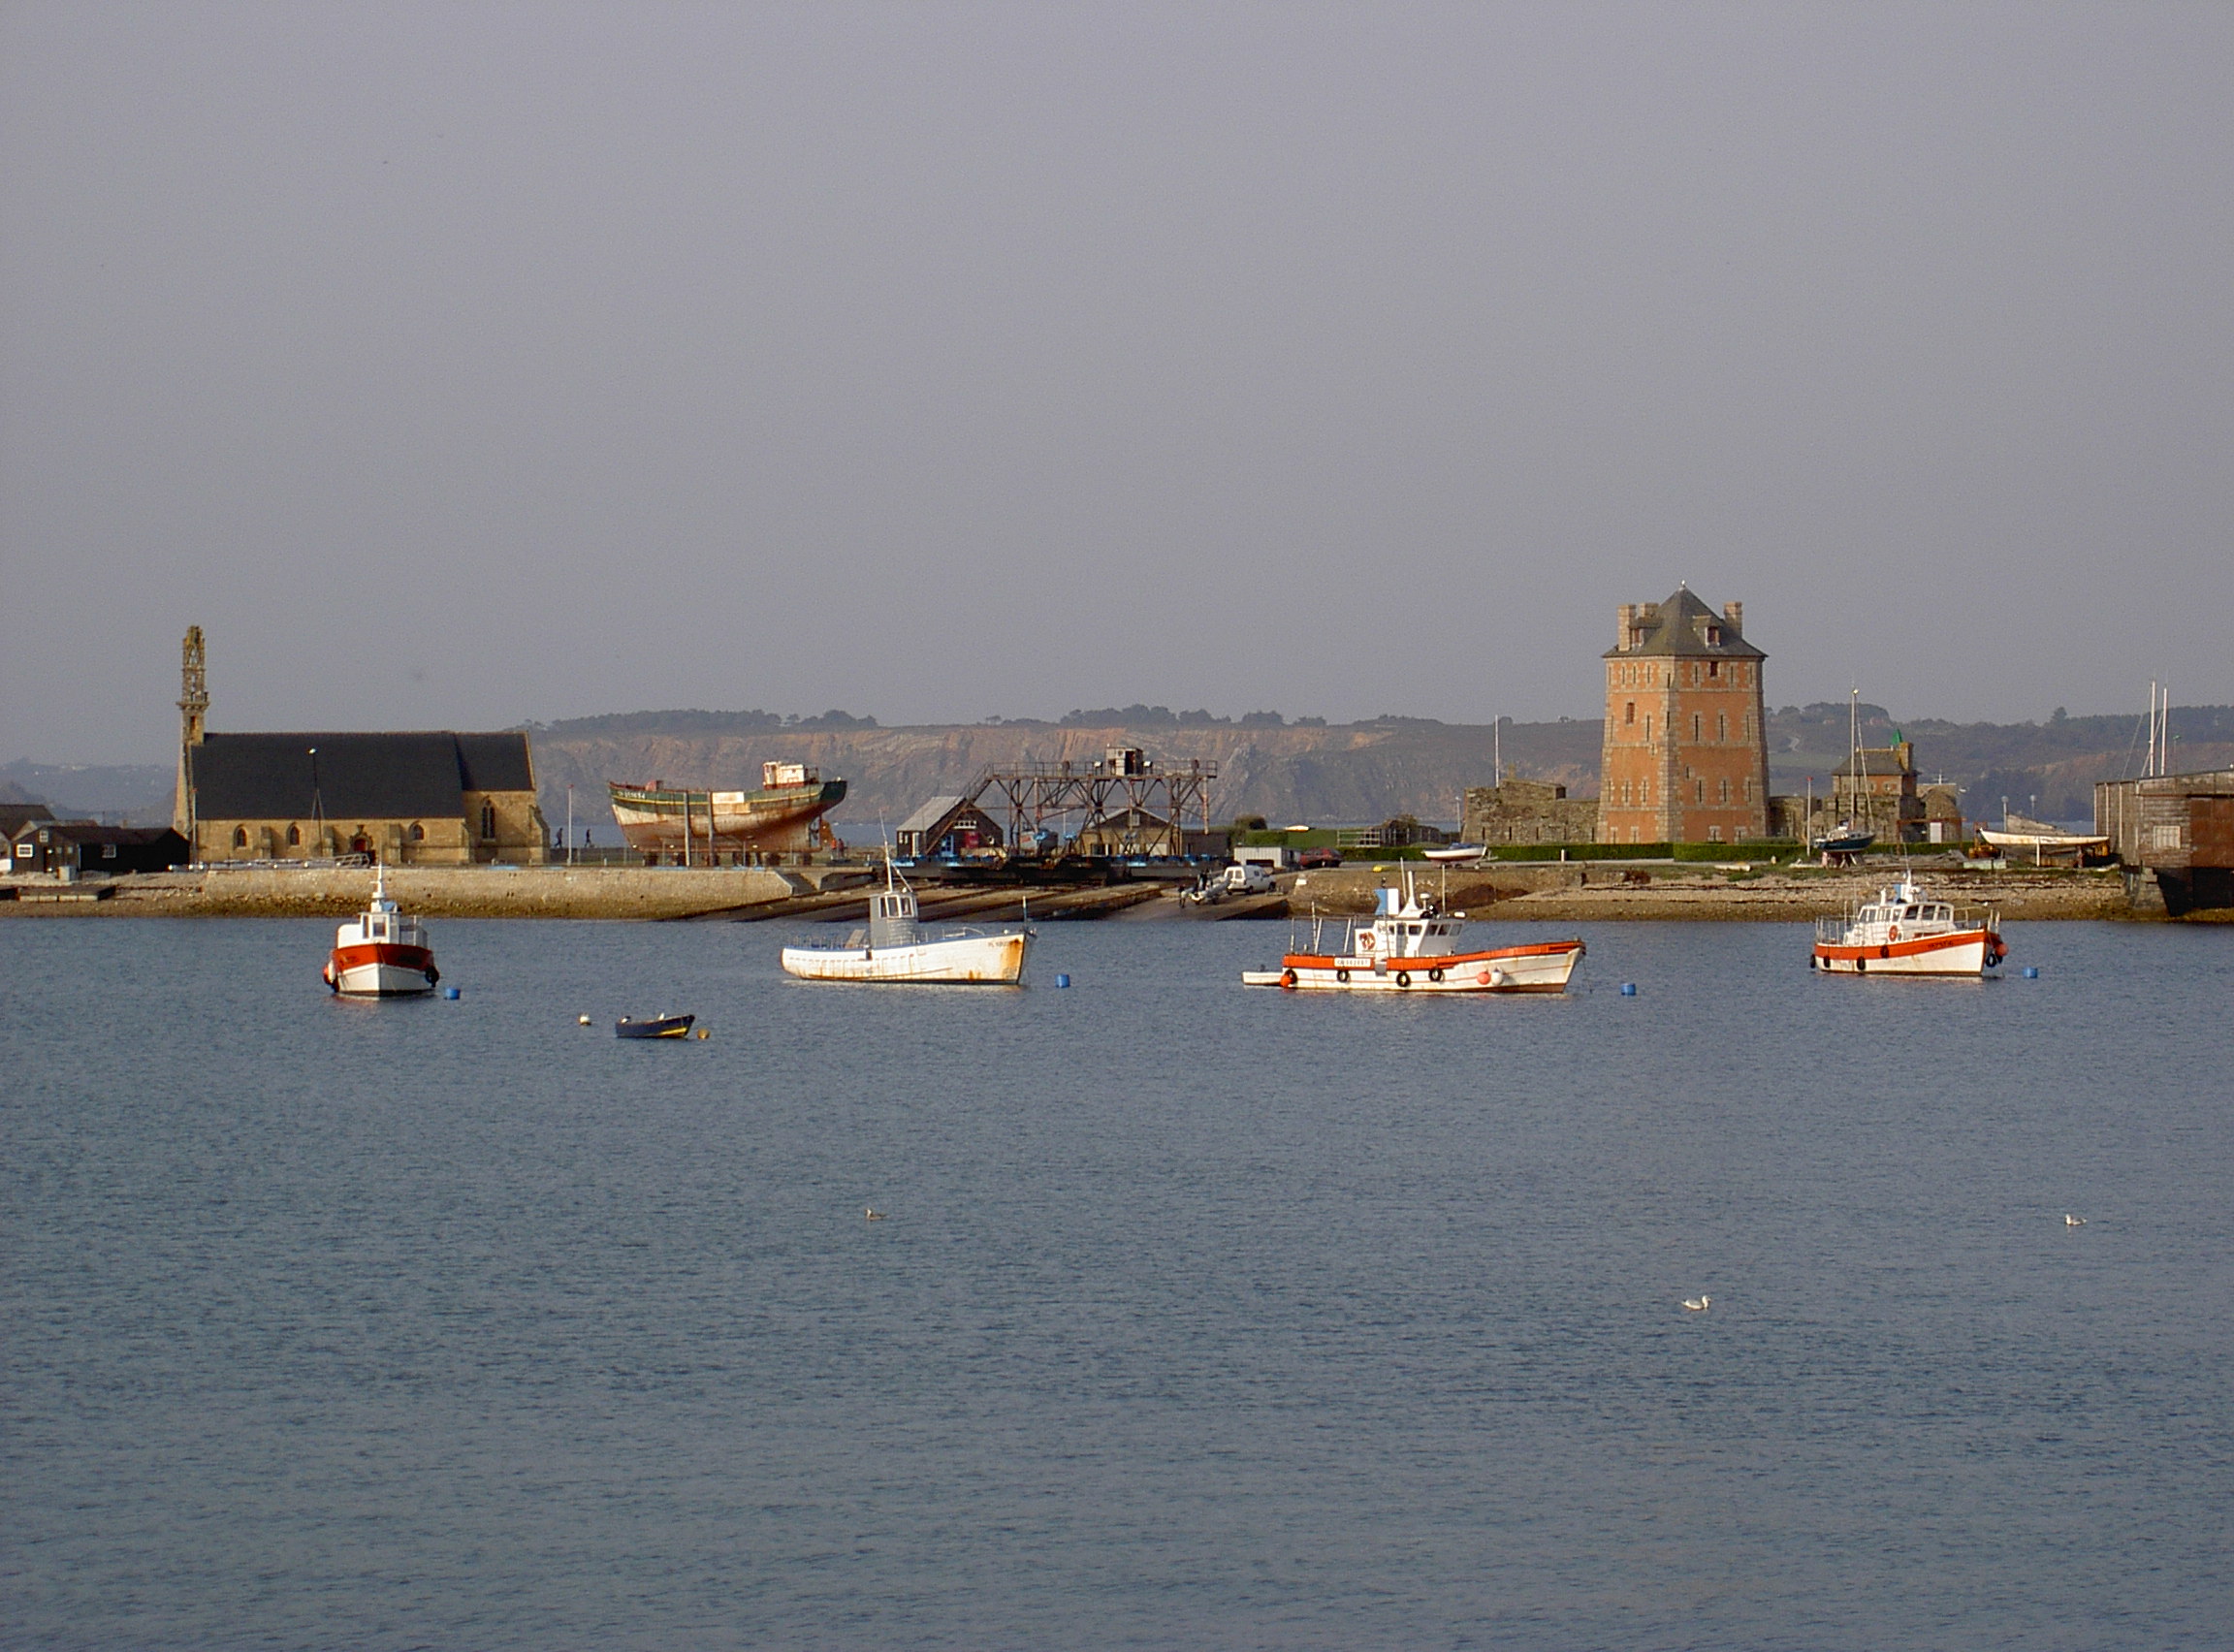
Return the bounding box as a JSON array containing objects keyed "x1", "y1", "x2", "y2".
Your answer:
[
  {"x1": 1605, "y1": 588, "x2": 1765, "y2": 659},
  {"x1": 1834, "y1": 747, "x2": 1915, "y2": 778},
  {"x1": 896, "y1": 795, "x2": 970, "y2": 835},
  {"x1": 188, "y1": 732, "x2": 535, "y2": 820},
  {"x1": 23, "y1": 823, "x2": 186, "y2": 848},
  {"x1": 0, "y1": 801, "x2": 56, "y2": 837}
]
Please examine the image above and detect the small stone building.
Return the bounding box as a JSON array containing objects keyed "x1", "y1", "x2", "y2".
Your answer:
[
  {"x1": 1463, "y1": 779, "x2": 1600, "y2": 845},
  {"x1": 1833, "y1": 742, "x2": 1926, "y2": 843}
]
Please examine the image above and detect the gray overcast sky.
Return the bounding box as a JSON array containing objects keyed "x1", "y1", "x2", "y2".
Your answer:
[{"x1": 4, "y1": 2, "x2": 2230, "y2": 763}]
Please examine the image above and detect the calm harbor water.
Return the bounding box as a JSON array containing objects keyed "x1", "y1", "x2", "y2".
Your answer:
[{"x1": 4, "y1": 913, "x2": 2231, "y2": 1649}]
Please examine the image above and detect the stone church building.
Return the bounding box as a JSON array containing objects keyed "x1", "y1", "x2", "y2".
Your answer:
[
  {"x1": 169, "y1": 627, "x2": 549, "y2": 865},
  {"x1": 1597, "y1": 588, "x2": 1771, "y2": 844}
]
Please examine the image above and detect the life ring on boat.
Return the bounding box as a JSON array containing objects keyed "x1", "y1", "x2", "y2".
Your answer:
[
  {"x1": 1280, "y1": 969, "x2": 1297, "y2": 991},
  {"x1": 1395, "y1": 970, "x2": 1412, "y2": 988},
  {"x1": 1336, "y1": 968, "x2": 1351, "y2": 983},
  {"x1": 1478, "y1": 970, "x2": 1493, "y2": 986},
  {"x1": 1888, "y1": 924, "x2": 1900, "y2": 942},
  {"x1": 1428, "y1": 968, "x2": 1444, "y2": 983}
]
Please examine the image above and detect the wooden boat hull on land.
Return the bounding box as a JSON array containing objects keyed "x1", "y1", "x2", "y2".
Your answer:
[
  {"x1": 781, "y1": 931, "x2": 1029, "y2": 985},
  {"x1": 1246, "y1": 938, "x2": 1584, "y2": 994}
]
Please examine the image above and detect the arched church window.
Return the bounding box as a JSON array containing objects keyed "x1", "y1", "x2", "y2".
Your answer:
[
  {"x1": 409, "y1": 822, "x2": 425, "y2": 842},
  {"x1": 233, "y1": 826, "x2": 248, "y2": 848},
  {"x1": 287, "y1": 823, "x2": 301, "y2": 845},
  {"x1": 480, "y1": 801, "x2": 497, "y2": 840}
]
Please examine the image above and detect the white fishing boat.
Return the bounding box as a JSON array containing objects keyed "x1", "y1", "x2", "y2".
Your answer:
[
  {"x1": 323, "y1": 866, "x2": 438, "y2": 996},
  {"x1": 1420, "y1": 842, "x2": 1489, "y2": 863},
  {"x1": 781, "y1": 862, "x2": 1030, "y2": 985},
  {"x1": 1811, "y1": 871, "x2": 2005, "y2": 976},
  {"x1": 1242, "y1": 868, "x2": 1583, "y2": 994}
]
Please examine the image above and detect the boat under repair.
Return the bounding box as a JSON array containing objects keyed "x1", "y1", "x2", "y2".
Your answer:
[{"x1": 607, "y1": 762, "x2": 846, "y2": 859}]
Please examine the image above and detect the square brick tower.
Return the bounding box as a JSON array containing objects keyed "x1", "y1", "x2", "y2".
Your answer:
[{"x1": 1599, "y1": 588, "x2": 1770, "y2": 843}]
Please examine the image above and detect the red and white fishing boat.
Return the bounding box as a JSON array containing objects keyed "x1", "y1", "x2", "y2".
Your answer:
[
  {"x1": 323, "y1": 866, "x2": 439, "y2": 996},
  {"x1": 1811, "y1": 871, "x2": 2005, "y2": 976},
  {"x1": 1243, "y1": 870, "x2": 1584, "y2": 994}
]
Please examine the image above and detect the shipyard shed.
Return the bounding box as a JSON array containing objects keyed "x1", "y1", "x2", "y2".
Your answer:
[
  {"x1": 9, "y1": 822, "x2": 190, "y2": 876},
  {"x1": 178, "y1": 731, "x2": 549, "y2": 865},
  {"x1": 895, "y1": 796, "x2": 1005, "y2": 860},
  {"x1": 2095, "y1": 767, "x2": 2234, "y2": 915}
]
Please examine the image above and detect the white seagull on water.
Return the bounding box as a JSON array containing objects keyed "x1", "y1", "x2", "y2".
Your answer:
[
  {"x1": 1681, "y1": 1295, "x2": 1711, "y2": 1313},
  {"x1": 2065, "y1": 1214, "x2": 2087, "y2": 1227}
]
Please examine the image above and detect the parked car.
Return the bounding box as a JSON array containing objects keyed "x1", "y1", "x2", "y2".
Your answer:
[
  {"x1": 1294, "y1": 847, "x2": 1343, "y2": 871},
  {"x1": 1181, "y1": 863, "x2": 1279, "y2": 904}
]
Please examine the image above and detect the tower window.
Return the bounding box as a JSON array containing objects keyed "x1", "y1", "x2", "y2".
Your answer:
[
  {"x1": 1625, "y1": 702, "x2": 1636, "y2": 726},
  {"x1": 1717, "y1": 713, "x2": 1728, "y2": 741},
  {"x1": 1695, "y1": 779, "x2": 1705, "y2": 804},
  {"x1": 1707, "y1": 657, "x2": 1720, "y2": 677},
  {"x1": 1719, "y1": 778, "x2": 1731, "y2": 803},
  {"x1": 1693, "y1": 715, "x2": 1702, "y2": 742}
]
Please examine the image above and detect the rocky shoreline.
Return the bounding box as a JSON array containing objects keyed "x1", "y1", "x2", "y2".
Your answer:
[{"x1": 0, "y1": 859, "x2": 2164, "y2": 922}]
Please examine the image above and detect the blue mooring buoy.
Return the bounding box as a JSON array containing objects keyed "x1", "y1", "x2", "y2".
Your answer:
[
  {"x1": 2022, "y1": 966, "x2": 2040, "y2": 979},
  {"x1": 1055, "y1": 973, "x2": 1071, "y2": 988},
  {"x1": 1620, "y1": 983, "x2": 1638, "y2": 996},
  {"x1": 443, "y1": 986, "x2": 462, "y2": 1000}
]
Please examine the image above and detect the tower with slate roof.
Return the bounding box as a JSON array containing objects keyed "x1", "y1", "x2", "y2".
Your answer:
[{"x1": 1599, "y1": 588, "x2": 1770, "y2": 844}]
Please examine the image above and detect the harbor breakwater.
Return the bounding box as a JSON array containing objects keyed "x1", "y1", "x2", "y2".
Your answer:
[
  {"x1": 0, "y1": 864, "x2": 807, "y2": 921},
  {"x1": 1, "y1": 861, "x2": 2144, "y2": 921}
]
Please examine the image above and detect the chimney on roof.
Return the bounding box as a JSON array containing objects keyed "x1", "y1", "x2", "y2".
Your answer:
[
  {"x1": 1615, "y1": 605, "x2": 1637, "y2": 651},
  {"x1": 1723, "y1": 601, "x2": 1742, "y2": 633}
]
